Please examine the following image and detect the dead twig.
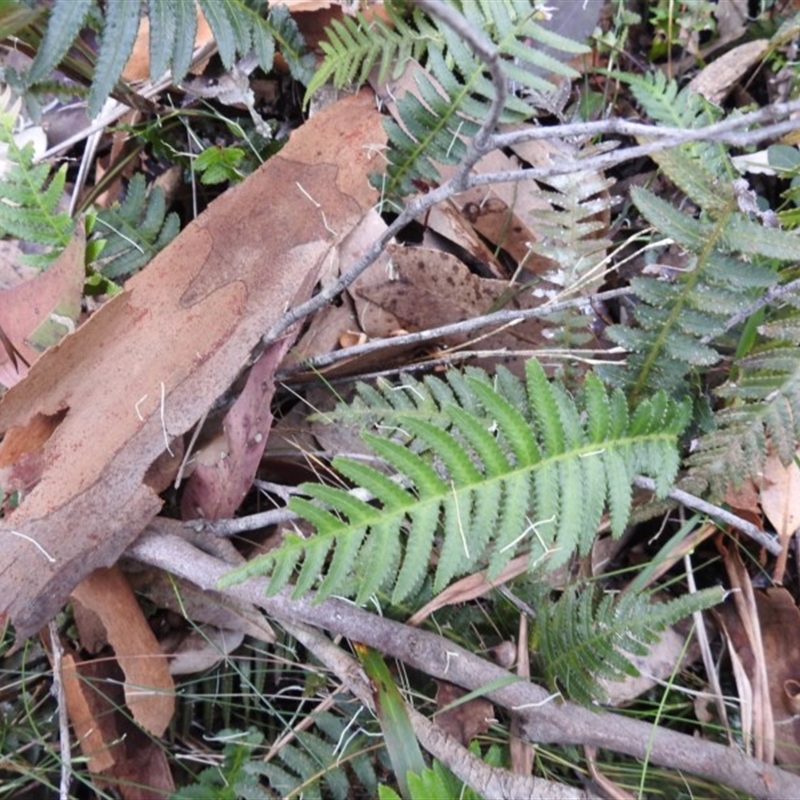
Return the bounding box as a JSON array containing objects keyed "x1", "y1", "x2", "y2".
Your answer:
[
  {"x1": 128, "y1": 523, "x2": 800, "y2": 800},
  {"x1": 634, "y1": 476, "x2": 780, "y2": 555}
]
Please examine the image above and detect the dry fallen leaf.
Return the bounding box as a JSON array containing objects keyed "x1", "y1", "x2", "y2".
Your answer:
[
  {"x1": 689, "y1": 39, "x2": 769, "y2": 105},
  {"x1": 760, "y1": 449, "x2": 800, "y2": 583},
  {"x1": 71, "y1": 565, "x2": 175, "y2": 736},
  {"x1": 48, "y1": 643, "x2": 175, "y2": 796},
  {"x1": 356, "y1": 243, "x2": 552, "y2": 373},
  {"x1": 180, "y1": 337, "x2": 293, "y2": 521},
  {"x1": 0, "y1": 89, "x2": 385, "y2": 640},
  {"x1": 434, "y1": 680, "x2": 493, "y2": 746},
  {"x1": 755, "y1": 588, "x2": 800, "y2": 773}
]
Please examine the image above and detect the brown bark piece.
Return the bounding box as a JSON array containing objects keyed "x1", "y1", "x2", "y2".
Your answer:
[
  {"x1": 0, "y1": 225, "x2": 84, "y2": 387},
  {"x1": 0, "y1": 89, "x2": 385, "y2": 640}
]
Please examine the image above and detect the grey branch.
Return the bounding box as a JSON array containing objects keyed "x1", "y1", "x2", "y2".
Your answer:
[
  {"x1": 129, "y1": 521, "x2": 800, "y2": 800},
  {"x1": 635, "y1": 476, "x2": 780, "y2": 555}
]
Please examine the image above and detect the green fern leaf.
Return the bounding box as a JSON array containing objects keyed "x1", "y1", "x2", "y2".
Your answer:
[
  {"x1": 90, "y1": 0, "x2": 142, "y2": 119},
  {"x1": 0, "y1": 93, "x2": 74, "y2": 265},
  {"x1": 147, "y1": 0, "x2": 176, "y2": 81},
  {"x1": 601, "y1": 185, "x2": 785, "y2": 398},
  {"x1": 219, "y1": 360, "x2": 689, "y2": 606},
  {"x1": 689, "y1": 309, "x2": 800, "y2": 495},
  {"x1": 343, "y1": 1, "x2": 588, "y2": 198},
  {"x1": 533, "y1": 584, "x2": 724, "y2": 705},
  {"x1": 170, "y1": 0, "x2": 198, "y2": 81},
  {"x1": 26, "y1": 0, "x2": 310, "y2": 119},
  {"x1": 92, "y1": 173, "x2": 179, "y2": 279},
  {"x1": 253, "y1": 714, "x2": 379, "y2": 800},
  {"x1": 26, "y1": 0, "x2": 95, "y2": 85}
]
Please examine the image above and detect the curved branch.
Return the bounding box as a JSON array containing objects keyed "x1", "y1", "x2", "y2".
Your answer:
[{"x1": 129, "y1": 523, "x2": 800, "y2": 800}]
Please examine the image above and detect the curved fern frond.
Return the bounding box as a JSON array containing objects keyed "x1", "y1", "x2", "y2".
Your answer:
[
  {"x1": 92, "y1": 173, "x2": 180, "y2": 279},
  {"x1": 308, "y1": 0, "x2": 587, "y2": 199},
  {"x1": 532, "y1": 584, "x2": 724, "y2": 705},
  {"x1": 21, "y1": 0, "x2": 312, "y2": 119},
  {"x1": 219, "y1": 359, "x2": 690, "y2": 606},
  {"x1": 0, "y1": 91, "x2": 74, "y2": 267},
  {"x1": 600, "y1": 183, "x2": 794, "y2": 399}
]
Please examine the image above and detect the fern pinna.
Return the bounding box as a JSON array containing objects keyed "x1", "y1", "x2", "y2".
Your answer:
[{"x1": 220, "y1": 359, "x2": 689, "y2": 605}]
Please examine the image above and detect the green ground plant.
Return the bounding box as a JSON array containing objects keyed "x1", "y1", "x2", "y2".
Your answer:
[{"x1": 1, "y1": 0, "x2": 799, "y2": 797}]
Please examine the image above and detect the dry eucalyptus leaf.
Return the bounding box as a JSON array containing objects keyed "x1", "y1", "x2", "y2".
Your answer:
[
  {"x1": 755, "y1": 588, "x2": 800, "y2": 772},
  {"x1": 689, "y1": 40, "x2": 769, "y2": 105},
  {"x1": 434, "y1": 680, "x2": 494, "y2": 746},
  {"x1": 356, "y1": 243, "x2": 551, "y2": 373},
  {"x1": 760, "y1": 449, "x2": 800, "y2": 582},
  {"x1": 71, "y1": 565, "x2": 175, "y2": 737}
]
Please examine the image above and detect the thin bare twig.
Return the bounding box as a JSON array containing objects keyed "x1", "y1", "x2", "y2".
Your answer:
[
  {"x1": 471, "y1": 116, "x2": 800, "y2": 186},
  {"x1": 491, "y1": 97, "x2": 800, "y2": 149},
  {"x1": 634, "y1": 476, "x2": 780, "y2": 554},
  {"x1": 277, "y1": 287, "x2": 633, "y2": 378},
  {"x1": 47, "y1": 621, "x2": 71, "y2": 800}
]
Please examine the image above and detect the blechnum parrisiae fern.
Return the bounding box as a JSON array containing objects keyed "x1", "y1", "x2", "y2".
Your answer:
[
  {"x1": 594, "y1": 72, "x2": 800, "y2": 496},
  {"x1": 220, "y1": 359, "x2": 723, "y2": 701},
  {"x1": 305, "y1": 0, "x2": 589, "y2": 200},
  {"x1": 0, "y1": 90, "x2": 74, "y2": 267},
  {"x1": 599, "y1": 72, "x2": 798, "y2": 402}
]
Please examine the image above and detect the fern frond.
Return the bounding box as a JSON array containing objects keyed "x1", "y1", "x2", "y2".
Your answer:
[
  {"x1": 304, "y1": 2, "x2": 427, "y2": 104},
  {"x1": 525, "y1": 152, "x2": 616, "y2": 348},
  {"x1": 90, "y1": 0, "x2": 141, "y2": 120},
  {"x1": 688, "y1": 304, "x2": 800, "y2": 495},
  {"x1": 25, "y1": 0, "x2": 95, "y2": 86},
  {"x1": 621, "y1": 71, "x2": 731, "y2": 199},
  {"x1": 92, "y1": 173, "x2": 180, "y2": 279},
  {"x1": 600, "y1": 184, "x2": 791, "y2": 399},
  {"x1": 331, "y1": 0, "x2": 587, "y2": 198},
  {"x1": 219, "y1": 360, "x2": 689, "y2": 606},
  {"x1": 532, "y1": 584, "x2": 724, "y2": 705},
  {"x1": 23, "y1": 0, "x2": 312, "y2": 120},
  {"x1": 258, "y1": 713, "x2": 380, "y2": 800},
  {"x1": 381, "y1": 0, "x2": 586, "y2": 197},
  {"x1": 0, "y1": 91, "x2": 74, "y2": 267}
]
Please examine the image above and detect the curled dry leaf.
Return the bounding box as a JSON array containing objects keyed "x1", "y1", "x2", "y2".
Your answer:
[
  {"x1": 356, "y1": 243, "x2": 552, "y2": 374},
  {"x1": 0, "y1": 89, "x2": 385, "y2": 640}
]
